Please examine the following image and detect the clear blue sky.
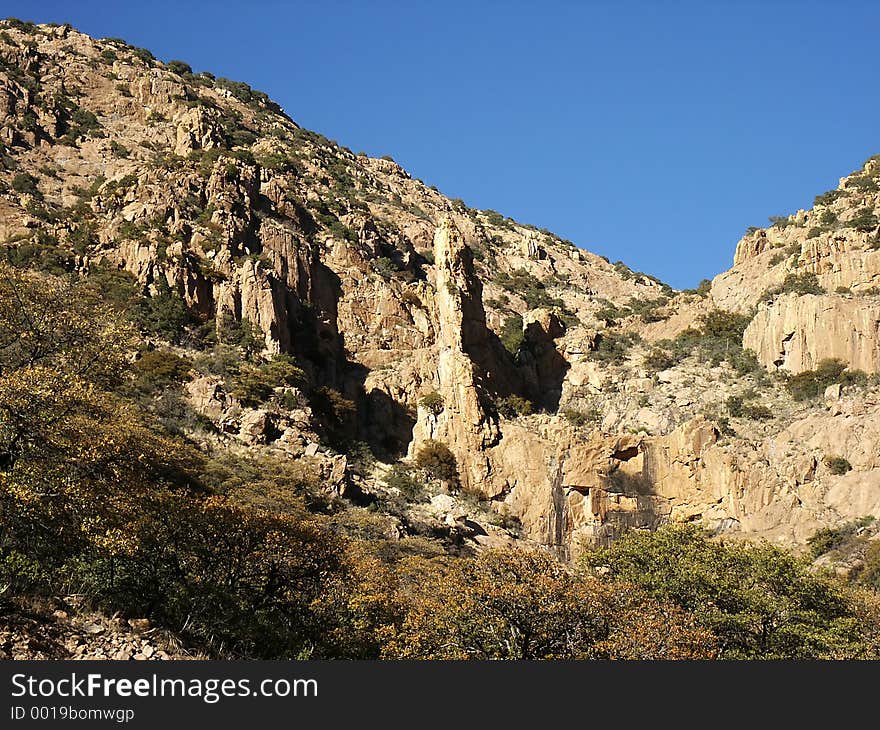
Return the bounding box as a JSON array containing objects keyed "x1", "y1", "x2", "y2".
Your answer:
[{"x1": 7, "y1": 1, "x2": 879, "y2": 288}]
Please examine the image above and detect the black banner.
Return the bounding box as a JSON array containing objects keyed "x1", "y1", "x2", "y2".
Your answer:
[{"x1": 0, "y1": 660, "x2": 869, "y2": 727}]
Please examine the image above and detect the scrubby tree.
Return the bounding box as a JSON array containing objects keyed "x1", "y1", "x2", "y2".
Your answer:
[{"x1": 583, "y1": 524, "x2": 876, "y2": 659}]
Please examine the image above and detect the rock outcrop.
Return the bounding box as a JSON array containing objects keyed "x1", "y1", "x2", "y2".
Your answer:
[
  {"x1": 744, "y1": 293, "x2": 880, "y2": 373},
  {"x1": 409, "y1": 217, "x2": 500, "y2": 493}
]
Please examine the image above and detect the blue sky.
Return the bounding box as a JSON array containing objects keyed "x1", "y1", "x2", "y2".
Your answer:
[{"x1": 6, "y1": 1, "x2": 879, "y2": 288}]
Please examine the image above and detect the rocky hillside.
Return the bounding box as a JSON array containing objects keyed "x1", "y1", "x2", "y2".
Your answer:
[{"x1": 1, "y1": 18, "x2": 879, "y2": 567}]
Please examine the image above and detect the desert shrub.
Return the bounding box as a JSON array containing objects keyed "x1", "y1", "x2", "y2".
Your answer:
[
  {"x1": 309, "y1": 387, "x2": 357, "y2": 447},
  {"x1": 583, "y1": 524, "x2": 872, "y2": 659},
  {"x1": 11, "y1": 172, "x2": 40, "y2": 196},
  {"x1": 849, "y1": 208, "x2": 879, "y2": 232},
  {"x1": 132, "y1": 349, "x2": 192, "y2": 394},
  {"x1": 807, "y1": 517, "x2": 875, "y2": 559},
  {"x1": 848, "y1": 174, "x2": 880, "y2": 193},
  {"x1": 493, "y1": 268, "x2": 562, "y2": 309},
  {"x1": 383, "y1": 464, "x2": 426, "y2": 502},
  {"x1": 201, "y1": 452, "x2": 329, "y2": 514},
  {"x1": 166, "y1": 59, "x2": 192, "y2": 76},
  {"x1": 589, "y1": 330, "x2": 641, "y2": 365},
  {"x1": 625, "y1": 296, "x2": 670, "y2": 323},
  {"x1": 643, "y1": 348, "x2": 675, "y2": 372},
  {"x1": 215, "y1": 312, "x2": 264, "y2": 357},
  {"x1": 109, "y1": 140, "x2": 129, "y2": 158},
  {"x1": 824, "y1": 455, "x2": 853, "y2": 476},
  {"x1": 496, "y1": 395, "x2": 534, "y2": 418},
  {"x1": 72, "y1": 493, "x2": 344, "y2": 658},
  {"x1": 499, "y1": 314, "x2": 524, "y2": 356},
  {"x1": 726, "y1": 395, "x2": 744, "y2": 417},
  {"x1": 231, "y1": 354, "x2": 307, "y2": 407},
  {"x1": 418, "y1": 391, "x2": 444, "y2": 415},
  {"x1": 648, "y1": 309, "x2": 761, "y2": 375},
  {"x1": 387, "y1": 548, "x2": 714, "y2": 660},
  {"x1": 860, "y1": 542, "x2": 880, "y2": 591},
  {"x1": 58, "y1": 105, "x2": 103, "y2": 144},
  {"x1": 785, "y1": 359, "x2": 865, "y2": 401},
  {"x1": 761, "y1": 273, "x2": 826, "y2": 303},
  {"x1": 563, "y1": 407, "x2": 600, "y2": 427},
  {"x1": 741, "y1": 403, "x2": 773, "y2": 420},
  {"x1": 814, "y1": 190, "x2": 843, "y2": 207},
  {"x1": 414, "y1": 440, "x2": 458, "y2": 482},
  {"x1": 135, "y1": 280, "x2": 200, "y2": 344},
  {"x1": 593, "y1": 299, "x2": 627, "y2": 324},
  {"x1": 373, "y1": 257, "x2": 398, "y2": 281},
  {"x1": 819, "y1": 209, "x2": 838, "y2": 227},
  {"x1": 483, "y1": 210, "x2": 510, "y2": 228}
]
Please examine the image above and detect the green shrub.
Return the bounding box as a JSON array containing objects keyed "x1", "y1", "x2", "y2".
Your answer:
[
  {"x1": 583, "y1": 524, "x2": 866, "y2": 659},
  {"x1": 414, "y1": 440, "x2": 458, "y2": 482},
  {"x1": 132, "y1": 349, "x2": 192, "y2": 393},
  {"x1": 819, "y1": 209, "x2": 838, "y2": 227},
  {"x1": 109, "y1": 140, "x2": 129, "y2": 158},
  {"x1": 768, "y1": 215, "x2": 793, "y2": 228},
  {"x1": 496, "y1": 395, "x2": 534, "y2": 418},
  {"x1": 309, "y1": 387, "x2": 357, "y2": 447},
  {"x1": 741, "y1": 403, "x2": 773, "y2": 420},
  {"x1": 814, "y1": 189, "x2": 843, "y2": 207},
  {"x1": 59, "y1": 105, "x2": 103, "y2": 144},
  {"x1": 231, "y1": 354, "x2": 307, "y2": 407},
  {"x1": 848, "y1": 175, "x2": 880, "y2": 193},
  {"x1": 643, "y1": 348, "x2": 675, "y2": 371},
  {"x1": 499, "y1": 314, "x2": 524, "y2": 356},
  {"x1": 695, "y1": 279, "x2": 712, "y2": 297},
  {"x1": 860, "y1": 541, "x2": 880, "y2": 590},
  {"x1": 590, "y1": 330, "x2": 641, "y2": 365},
  {"x1": 760, "y1": 273, "x2": 826, "y2": 303},
  {"x1": 785, "y1": 359, "x2": 866, "y2": 401},
  {"x1": 373, "y1": 257, "x2": 398, "y2": 281},
  {"x1": 643, "y1": 309, "x2": 761, "y2": 375},
  {"x1": 824, "y1": 455, "x2": 853, "y2": 476},
  {"x1": 216, "y1": 312, "x2": 264, "y2": 357},
  {"x1": 418, "y1": 391, "x2": 444, "y2": 415},
  {"x1": 166, "y1": 59, "x2": 193, "y2": 76},
  {"x1": 11, "y1": 172, "x2": 39, "y2": 196},
  {"x1": 384, "y1": 464, "x2": 426, "y2": 502},
  {"x1": 849, "y1": 208, "x2": 879, "y2": 232},
  {"x1": 593, "y1": 300, "x2": 627, "y2": 324},
  {"x1": 807, "y1": 517, "x2": 874, "y2": 558},
  {"x1": 726, "y1": 395, "x2": 743, "y2": 417},
  {"x1": 135, "y1": 280, "x2": 200, "y2": 344},
  {"x1": 493, "y1": 268, "x2": 562, "y2": 309},
  {"x1": 563, "y1": 407, "x2": 600, "y2": 427}
]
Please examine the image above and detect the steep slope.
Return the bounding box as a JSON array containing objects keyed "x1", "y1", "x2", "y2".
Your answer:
[{"x1": 1, "y1": 20, "x2": 879, "y2": 560}]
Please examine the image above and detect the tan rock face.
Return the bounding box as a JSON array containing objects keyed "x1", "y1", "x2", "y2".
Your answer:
[
  {"x1": 744, "y1": 293, "x2": 880, "y2": 373},
  {"x1": 409, "y1": 218, "x2": 500, "y2": 493}
]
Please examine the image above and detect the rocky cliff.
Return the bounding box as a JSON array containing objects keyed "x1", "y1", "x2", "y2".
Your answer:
[{"x1": 2, "y1": 20, "x2": 880, "y2": 558}]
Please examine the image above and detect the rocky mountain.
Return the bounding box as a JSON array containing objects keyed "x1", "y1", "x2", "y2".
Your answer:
[{"x1": 1, "y1": 17, "x2": 879, "y2": 569}]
